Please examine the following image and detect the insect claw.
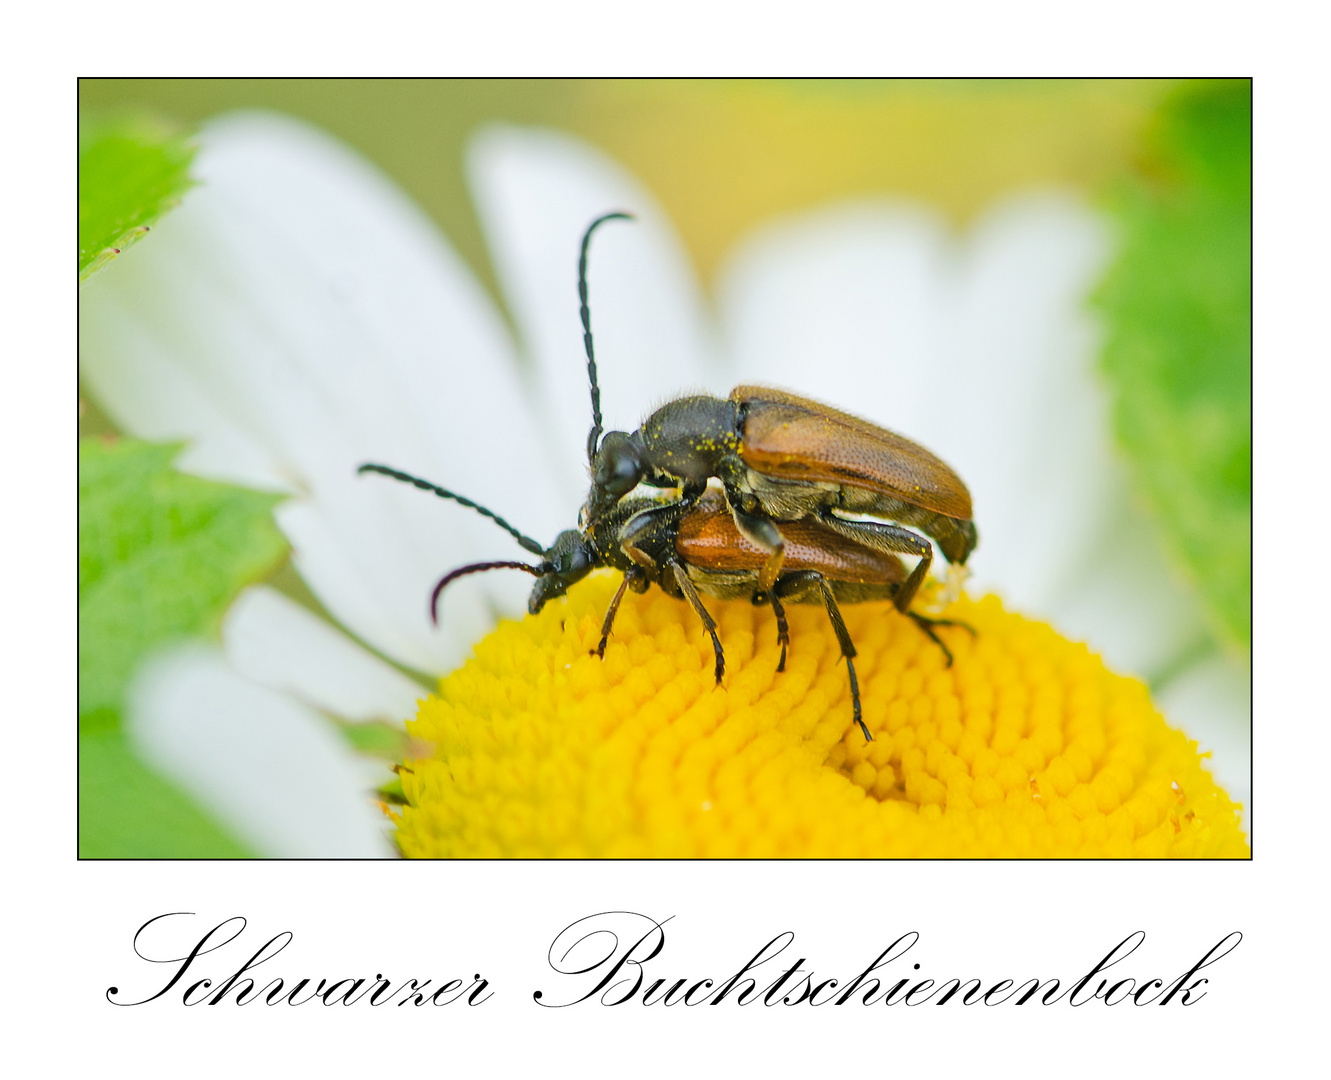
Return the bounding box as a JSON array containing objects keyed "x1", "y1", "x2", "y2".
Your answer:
[{"x1": 908, "y1": 611, "x2": 970, "y2": 667}]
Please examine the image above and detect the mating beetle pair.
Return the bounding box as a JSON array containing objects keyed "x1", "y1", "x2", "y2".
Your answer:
[{"x1": 360, "y1": 213, "x2": 977, "y2": 742}]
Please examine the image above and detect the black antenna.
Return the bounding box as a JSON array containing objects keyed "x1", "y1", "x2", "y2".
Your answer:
[
  {"x1": 579, "y1": 211, "x2": 634, "y2": 465},
  {"x1": 431, "y1": 561, "x2": 541, "y2": 624},
  {"x1": 357, "y1": 463, "x2": 544, "y2": 556}
]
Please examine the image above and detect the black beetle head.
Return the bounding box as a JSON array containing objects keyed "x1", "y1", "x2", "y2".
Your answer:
[
  {"x1": 587, "y1": 430, "x2": 643, "y2": 521},
  {"x1": 528, "y1": 529, "x2": 597, "y2": 613}
]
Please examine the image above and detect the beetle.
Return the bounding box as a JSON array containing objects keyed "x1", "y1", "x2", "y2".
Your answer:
[
  {"x1": 358, "y1": 465, "x2": 965, "y2": 742},
  {"x1": 575, "y1": 214, "x2": 978, "y2": 647},
  {"x1": 356, "y1": 461, "x2": 725, "y2": 670},
  {"x1": 668, "y1": 488, "x2": 968, "y2": 743}
]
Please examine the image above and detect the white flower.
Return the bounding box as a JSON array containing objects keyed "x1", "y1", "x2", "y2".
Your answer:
[{"x1": 78, "y1": 112, "x2": 1249, "y2": 855}]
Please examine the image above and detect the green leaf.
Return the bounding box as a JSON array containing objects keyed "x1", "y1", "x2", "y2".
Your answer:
[
  {"x1": 79, "y1": 729, "x2": 253, "y2": 857},
  {"x1": 78, "y1": 438, "x2": 288, "y2": 733},
  {"x1": 79, "y1": 439, "x2": 288, "y2": 856},
  {"x1": 78, "y1": 115, "x2": 195, "y2": 282},
  {"x1": 341, "y1": 720, "x2": 411, "y2": 759},
  {"x1": 1096, "y1": 79, "x2": 1251, "y2": 649}
]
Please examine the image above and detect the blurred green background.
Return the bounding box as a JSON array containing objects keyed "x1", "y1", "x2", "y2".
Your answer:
[
  {"x1": 78, "y1": 79, "x2": 1165, "y2": 305},
  {"x1": 78, "y1": 79, "x2": 1250, "y2": 856}
]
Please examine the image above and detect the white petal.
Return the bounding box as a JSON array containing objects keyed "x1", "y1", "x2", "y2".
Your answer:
[
  {"x1": 126, "y1": 645, "x2": 394, "y2": 857},
  {"x1": 1040, "y1": 478, "x2": 1210, "y2": 681},
  {"x1": 468, "y1": 125, "x2": 719, "y2": 492},
  {"x1": 953, "y1": 194, "x2": 1115, "y2": 614},
  {"x1": 718, "y1": 200, "x2": 952, "y2": 427},
  {"x1": 79, "y1": 112, "x2": 566, "y2": 674},
  {"x1": 222, "y1": 585, "x2": 425, "y2": 724},
  {"x1": 1154, "y1": 653, "x2": 1252, "y2": 817}
]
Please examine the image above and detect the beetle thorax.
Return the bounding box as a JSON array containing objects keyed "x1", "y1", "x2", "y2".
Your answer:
[{"x1": 638, "y1": 396, "x2": 741, "y2": 485}]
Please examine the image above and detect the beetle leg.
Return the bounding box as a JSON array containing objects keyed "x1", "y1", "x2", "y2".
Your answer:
[
  {"x1": 668, "y1": 560, "x2": 725, "y2": 685},
  {"x1": 767, "y1": 589, "x2": 789, "y2": 673},
  {"x1": 906, "y1": 613, "x2": 975, "y2": 669},
  {"x1": 816, "y1": 513, "x2": 968, "y2": 665},
  {"x1": 594, "y1": 568, "x2": 645, "y2": 658},
  {"x1": 775, "y1": 571, "x2": 871, "y2": 743},
  {"x1": 619, "y1": 502, "x2": 686, "y2": 569},
  {"x1": 814, "y1": 513, "x2": 933, "y2": 613},
  {"x1": 908, "y1": 614, "x2": 953, "y2": 667},
  {"x1": 730, "y1": 505, "x2": 787, "y2": 592}
]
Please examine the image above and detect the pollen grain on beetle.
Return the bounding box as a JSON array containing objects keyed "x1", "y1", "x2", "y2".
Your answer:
[{"x1": 391, "y1": 573, "x2": 1248, "y2": 859}]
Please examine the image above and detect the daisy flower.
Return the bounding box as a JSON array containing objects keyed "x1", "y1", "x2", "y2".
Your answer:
[{"x1": 78, "y1": 112, "x2": 1248, "y2": 857}]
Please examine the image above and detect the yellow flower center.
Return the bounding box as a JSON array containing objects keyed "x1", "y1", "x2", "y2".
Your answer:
[{"x1": 393, "y1": 573, "x2": 1247, "y2": 858}]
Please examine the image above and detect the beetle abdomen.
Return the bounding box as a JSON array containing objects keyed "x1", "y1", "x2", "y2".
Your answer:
[
  {"x1": 675, "y1": 494, "x2": 906, "y2": 585},
  {"x1": 732, "y1": 385, "x2": 973, "y2": 521}
]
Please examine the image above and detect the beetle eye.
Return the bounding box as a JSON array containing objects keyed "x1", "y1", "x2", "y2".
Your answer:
[
  {"x1": 566, "y1": 544, "x2": 591, "y2": 575},
  {"x1": 546, "y1": 531, "x2": 593, "y2": 579},
  {"x1": 595, "y1": 432, "x2": 642, "y2": 497}
]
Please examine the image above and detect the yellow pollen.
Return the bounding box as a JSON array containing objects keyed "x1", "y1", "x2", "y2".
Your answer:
[{"x1": 392, "y1": 573, "x2": 1248, "y2": 858}]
